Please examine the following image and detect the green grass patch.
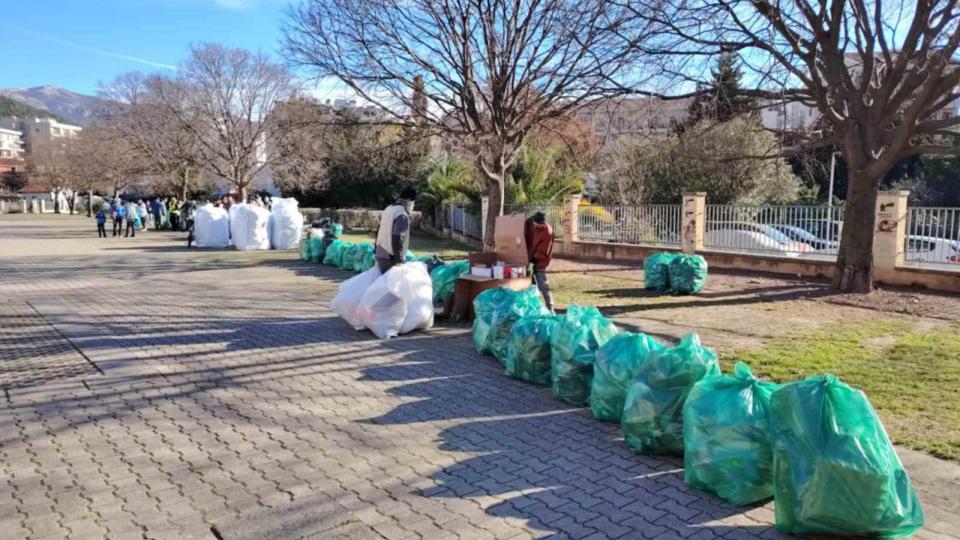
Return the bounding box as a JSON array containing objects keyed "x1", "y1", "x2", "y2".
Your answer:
[
  {"x1": 338, "y1": 230, "x2": 473, "y2": 260},
  {"x1": 729, "y1": 321, "x2": 960, "y2": 462}
]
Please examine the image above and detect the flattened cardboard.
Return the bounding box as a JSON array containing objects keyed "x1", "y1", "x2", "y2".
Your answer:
[{"x1": 494, "y1": 214, "x2": 529, "y2": 266}]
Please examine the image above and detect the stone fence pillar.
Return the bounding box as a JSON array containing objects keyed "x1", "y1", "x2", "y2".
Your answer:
[
  {"x1": 563, "y1": 194, "x2": 581, "y2": 244},
  {"x1": 873, "y1": 190, "x2": 909, "y2": 276},
  {"x1": 681, "y1": 192, "x2": 706, "y2": 254}
]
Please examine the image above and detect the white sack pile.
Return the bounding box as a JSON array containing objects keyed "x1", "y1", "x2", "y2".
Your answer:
[
  {"x1": 230, "y1": 203, "x2": 271, "y2": 251},
  {"x1": 333, "y1": 261, "x2": 434, "y2": 339},
  {"x1": 269, "y1": 198, "x2": 304, "y2": 250},
  {"x1": 194, "y1": 204, "x2": 230, "y2": 248}
]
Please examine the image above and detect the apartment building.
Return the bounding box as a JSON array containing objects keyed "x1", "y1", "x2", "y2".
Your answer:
[
  {"x1": 0, "y1": 116, "x2": 82, "y2": 161},
  {"x1": 578, "y1": 97, "x2": 693, "y2": 145},
  {"x1": 0, "y1": 127, "x2": 23, "y2": 159}
]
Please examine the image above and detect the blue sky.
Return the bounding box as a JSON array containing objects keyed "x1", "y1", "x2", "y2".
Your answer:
[{"x1": 1, "y1": 0, "x2": 298, "y2": 96}]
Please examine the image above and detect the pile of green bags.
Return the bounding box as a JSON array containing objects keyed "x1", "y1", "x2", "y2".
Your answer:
[
  {"x1": 360, "y1": 248, "x2": 377, "y2": 272},
  {"x1": 329, "y1": 223, "x2": 343, "y2": 237},
  {"x1": 669, "y1": 254, "x2": 708, "y2": 295},
  {"x1": 769, "y1": 375, "x2": 924, "y2": 537},
  {"x1": 644, "y1": 253, "x2": 678, "y2": 291},
  {"x1": 591, "y1": 332, "x2": 665, "y2": 422},
  {"x1": 504, "y1": 315, "x2": 561, "y2": 385},
  {"x1": 339, "y1": 242, "x2": 359, "y2": 270},
  {"x1": 684, "y1": 362, "x2": 780, "y2": 505},
  {"x1": 621, "y1": 333, "x2": 719, "y2": 455},
  {"x1": 472, "y1": 286, "x2": 548, "y2": 362},
  {"x1": 354, "y1": 243, "x2": 375, "y2": 272},
  {"x1": 549, "y1": 306, "x2": 619, "y2": 406},
  {"x1": 430, "y1": 261, "x2": 470, "y2": 302},
  {"x1": 323, "y1": 239, "x2": 346, "y2": 266},
  {"x1": 309, "y1": 236, "x2": 325, "y2": 263}
]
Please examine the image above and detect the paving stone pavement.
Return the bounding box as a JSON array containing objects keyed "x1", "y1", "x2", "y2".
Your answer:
[{"x1": 1, "y1": 214, "x2": 958, "y2": 540}]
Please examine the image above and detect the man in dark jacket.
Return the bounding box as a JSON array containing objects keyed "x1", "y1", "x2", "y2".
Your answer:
[
  {"x1": 374, "y1": 186, "x2": 417, "y2": 273},
  {"x1": 525, "y1": 212, "x2": 555, "y2": 312}
]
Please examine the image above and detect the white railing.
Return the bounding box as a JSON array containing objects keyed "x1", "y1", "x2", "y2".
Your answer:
[
  {"x1": 905, "y1": 207, "x2": 960, "y2": 269},
  {"x1": 578, "y1": 204, "x2": 681, "y2": 247},
  {"x1": 704, "y1": 205, "x2": 844, "y2": 259}
]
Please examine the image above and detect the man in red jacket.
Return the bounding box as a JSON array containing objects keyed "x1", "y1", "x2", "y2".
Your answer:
[{"x1": 525, "y1": 212, "x2": 555, "y2": 313}]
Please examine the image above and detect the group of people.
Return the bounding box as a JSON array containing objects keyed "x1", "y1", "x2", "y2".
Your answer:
[
  {"x1": 95, "y1": 197, "x2": 197, "y2": 238},
  {"x1": 374, "y1": 186, "x2": 556, "y2": 312}
]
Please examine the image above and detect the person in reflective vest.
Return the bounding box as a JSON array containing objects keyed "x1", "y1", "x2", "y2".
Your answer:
[{"x1": 375, "y1": 186, "x2": 417, "y2": 273}]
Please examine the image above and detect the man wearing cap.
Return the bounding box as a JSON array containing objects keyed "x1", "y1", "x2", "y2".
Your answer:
[
  {"x1": 525, "y1": 211, "x2": 556, "y2": 313},
  {"x1": 375, "y1": 186, "x2": 417, "y2": 273}
]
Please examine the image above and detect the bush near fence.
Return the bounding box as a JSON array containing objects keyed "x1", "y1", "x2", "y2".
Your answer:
[{"x1": 301, "y1": 208, "x2": 423, "y2": 231}]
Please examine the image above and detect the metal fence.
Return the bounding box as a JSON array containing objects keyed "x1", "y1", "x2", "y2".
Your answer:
[
  {"x1": 905, "y1": 207, "x2": 960, "y2": 268},
  {"x1": 578, "y1": 204, "x2": 681, "y2": 247},
  {"x1": 442, "y1": 202, "x2": 483, "y2": 241},
  {"x1": 504, "y1": 204, "x2": 564, "y2": 239},
  {"x1": 704, "y1": 205, "x2": 844, "y2": 258}
]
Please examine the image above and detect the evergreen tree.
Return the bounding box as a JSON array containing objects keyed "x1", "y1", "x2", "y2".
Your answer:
[{"x1": 682, "y1": 53, "x2": 755, "y2": 129}]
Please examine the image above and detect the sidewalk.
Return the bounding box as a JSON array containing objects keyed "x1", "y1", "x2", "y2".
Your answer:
[{"x1": 1, "y1": 213, "x2": 957, "y2": 539}]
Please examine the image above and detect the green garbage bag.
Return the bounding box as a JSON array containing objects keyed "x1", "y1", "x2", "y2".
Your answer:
[
  {"x1": 300, "y1": 237, "x2": 312, "y2": 261},
  {"x1": 309, "y1": 236, "x2": 325, "y2": 263},
  {"x1": 472, "y1": 286, "x2": 548, "y2": 361},
  {"x1": 430, "y1": 261, "x2": 470, "y2": 302},
  {"x1": 504, "y1": 315, "x2": 561, "y2": 385},
  {"x1": 644, "y1": 252, "x2": 678, "y2": 291},
  {"x1": 591, "y1": 332, "x2": 665, "y2": 421},
  {"x1": 360, "y1": 248, "x2": 377, "y2": 272},
  {"x1": 330, "y1": 223, "x2": 343, "y2": 237},
  {"x1": 338, "y1": 242, "x2": 358, "y2": 270},
  {"x1": 322, "y1": 239, "x2": 346, "y2": 266},
  {"x1": 354, "y1": 244, "x2": 375, "y2": 272},
  {"x1": 768, "y1": 375, "x2": 924, "y2": 537},
  {"x1": 684, "y1": 362, "x2": 780, "y2": 505},
  {"x1": 549, "y1": 306, "x2": 619, "y2": 406},
  {"x1": 668, "y1": 255, "x2": 708, "y2": 295},
  {"x1": 404, "y1": 249, "x2": 416, "y2": 262},
  {"x1": 621, "y1": 333, "x2": 720, "y2": 455}
]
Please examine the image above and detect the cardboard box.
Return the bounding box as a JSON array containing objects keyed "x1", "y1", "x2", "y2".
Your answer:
[
  {"x1": 471, "y1": 266, "x2": 493, "y2": 278},
  {"x1": 494, "y1": 214, "x2": 529, "y2": 266}
]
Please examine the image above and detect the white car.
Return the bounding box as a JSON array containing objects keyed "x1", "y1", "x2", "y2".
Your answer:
[
  {"x1": 705, "y1": 229, "x2": 803, "y2": 257},
  {"x1": 906, "y1": 236, "x2": 960, "y2": 265}
]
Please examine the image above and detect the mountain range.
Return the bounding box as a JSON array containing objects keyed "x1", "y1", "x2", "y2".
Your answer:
[{"x1": 0, "y1": 86, "x2": 107, "y2": 126}]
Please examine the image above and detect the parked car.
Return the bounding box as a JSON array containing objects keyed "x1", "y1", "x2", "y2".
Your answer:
[
  {"x1": 906, "y1": 235, "x2": 960, "y2": 264},
  {"x1": 704, "y1": 229, "x2": 803, "y2": 257},
  {"x1": 796, "y1": 219, "x2": 843, "y2": 244},
  {"x1": 772, "y1": 224, "x2": 840, "y2": 251},
  {"x1": 707, "y1": 222, "x2": 813, "y2": 253}
]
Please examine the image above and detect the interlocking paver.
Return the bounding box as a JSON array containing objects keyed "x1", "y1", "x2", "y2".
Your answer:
[{"x1": 1, "y1": 213, "x2": 958, "y2": 540}]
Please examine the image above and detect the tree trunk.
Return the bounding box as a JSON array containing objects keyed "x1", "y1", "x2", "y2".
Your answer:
[
  {"x1": 238, "y1": 184, "x2": 249, "y2": 203},
  {"x1": 178, "y1": 168, "x2": 190, "y2": 201},
  {"x1": 480, "y1": 170, "x2": 505, "y2": 251},
  {"x1": 67, "y1": 192, "x2": 76, "y2": 215},
  {"x1": 86, "y1": 190, "x2": 93, "y2": 217},
  {"x1": 833, "y1": 169, "x2": 881, "y2": 293},
  {"x1": 53, "y1": 189, "x2": 61, "y2": 214}
]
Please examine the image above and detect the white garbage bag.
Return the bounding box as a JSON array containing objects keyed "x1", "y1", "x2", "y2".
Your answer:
[
  {"x1": 269, "y1": 198, "x2": 304, "y2": 250},
  {"x1": 230, "y1": 203, "x2": 271, "y2": 251},
  {"x1": 331, "y1": 267, "x2": 382, "y2": 329},
  {"x1": 194, "y1": 204, "x2": 230, "y2": 248},
  {"x1": 356, "y1": 262, "x2": 434, "y2": 339}
]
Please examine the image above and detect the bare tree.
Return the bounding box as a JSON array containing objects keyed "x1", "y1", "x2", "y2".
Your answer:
[
  {"x1": 99, "y1": 73, "x2": 202, "y2": 201},
  {"x1": 69, "y1": 126, "x2": 147, "y2": 214},
  {"x1": 284, "y1": 0, "x2": 652, "y2": 245},
  {"x1": 156, "y1": 43, "x2": 297, "y2": 201},
  {"x1": 269, "y1": 97, "x2": 340, "y2": 195},
  {"x1": 633, "y1": 0, "x2": 960, "y2": 292}
]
